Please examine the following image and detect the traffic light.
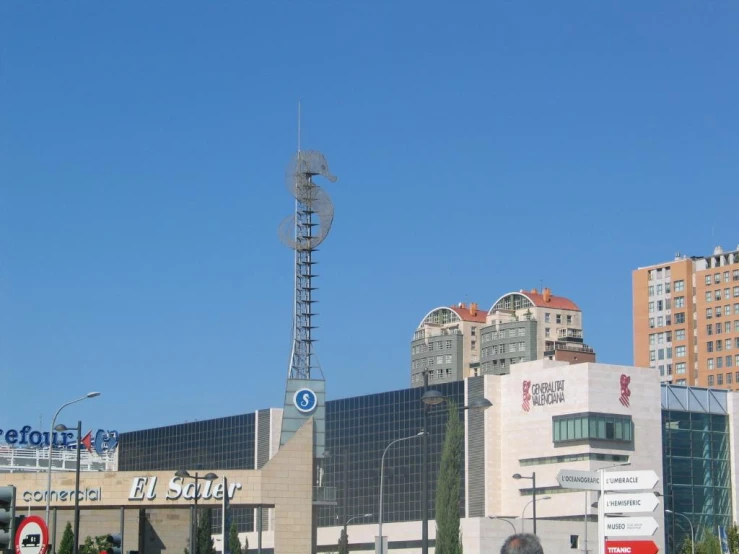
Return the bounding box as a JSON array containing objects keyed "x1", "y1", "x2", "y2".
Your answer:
[
  {"x1": 105, "y1": 534, "x2": 122, "y2": 554},
  {"x1": 0, "y1": 486, "x2": 17, "y2": 554}
]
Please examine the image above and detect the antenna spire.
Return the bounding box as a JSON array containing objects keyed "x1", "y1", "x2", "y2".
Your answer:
[{"x1": 297, "y1": 101, "x2": 301, "y2": 153}]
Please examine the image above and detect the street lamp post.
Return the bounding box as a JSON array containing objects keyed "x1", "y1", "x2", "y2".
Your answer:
[
  {"x1": 378, "y1": 433, "x2": 424, "y2": 554},
  {"x1": 45, "y1": 392, "x2": 101, "y2": 526},
  {"x1": 344, "y1": 513, "x2": 372, "y2": 544},
  {"x1": 488, "y1": 516, "x2": 517, "y2": 535},
  {"x1": 512, "y1": 473, "x2": 538, "y2": 535},
  {"x1": 520, "y1": 496, "x2": 550, "y2": 533},
  {"x1": 54, "y1": 422, "x2": 83, "y2": 554},
  {"x1": 419, "y1": 377, "x2": 492, "y2": 554},
  {"x1": 176, "y1": 470, "x2": 219, "y2": 554},
  {"x1": 666, "y1": 510, "x2": 694, "y2": 554}
]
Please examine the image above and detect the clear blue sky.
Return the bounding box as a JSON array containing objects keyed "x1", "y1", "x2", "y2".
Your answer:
[{"x1": 1, "y1": 1, "x2": 738, "y2": 433}]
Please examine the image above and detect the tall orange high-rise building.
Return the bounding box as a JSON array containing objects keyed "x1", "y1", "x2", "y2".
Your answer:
[{"x1": 633, "y1": 246, "x2": 739, "y2": 389}]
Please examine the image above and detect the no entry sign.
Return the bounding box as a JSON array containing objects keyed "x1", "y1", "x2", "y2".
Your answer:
[
  {"x1": 605, "y1": 540, "x2": 659, "y2": 554},
  {"x1": 14, "y1": 516, "x2": 49, "y2": 554}
]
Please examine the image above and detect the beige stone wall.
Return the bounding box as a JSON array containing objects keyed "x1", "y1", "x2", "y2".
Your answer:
[{"x1": 0, "y1": 419, "x2": 314, "y2": 554}]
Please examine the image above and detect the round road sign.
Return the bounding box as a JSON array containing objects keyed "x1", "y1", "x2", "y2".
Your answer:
[{"x1": 15, "y1": 515, "x2": 49, "y2": 554}]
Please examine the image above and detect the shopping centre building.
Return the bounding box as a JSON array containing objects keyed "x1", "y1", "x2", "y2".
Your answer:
[{"x1": 1, "y1": 359, "x2": 736, "y2": 554}]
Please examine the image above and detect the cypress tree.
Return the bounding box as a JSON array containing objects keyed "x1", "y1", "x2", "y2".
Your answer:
[{"x1": 434, "y1": 400, "x2": 464, "y2": 554}]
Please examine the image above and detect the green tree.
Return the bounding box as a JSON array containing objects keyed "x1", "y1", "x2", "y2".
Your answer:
[
  {"x1": 196, "y1": 508, "x2": 216, "y2": 554},
  {"x1": 435, "y1": 400, "x2": 464, "y2": 554},
  {"x1": 79, "y1": 535, "x2": 110, "y2": 554},
  {"x1": 228, "y1": 521, "x2": 243, "y2": 554},
  {"x1": 728, "y1": 524, "x2": 739, "y2": 554},
  {"x1": 337, "y1": 527, "x2": 349, "y2": 554},
  {"x1": 58, "y1": 522, "x2": 75, "y2": 554}
]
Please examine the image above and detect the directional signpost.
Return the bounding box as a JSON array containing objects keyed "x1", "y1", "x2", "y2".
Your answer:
[
  {"x1": 604, "y1": 517, "x2": 659, "y2": 537},
  {"x1": 602, "y1": 493, "x2": 660, "y2": 514},
  {"x1": 601, "y1": 471, "x2": 659, "y2": 492},
  {"x1": 557, "y1": 468, "x2": 661, "y2": 554},
  {"x1": 605, "y1": 540, "x2": 659, "y2": 554}
]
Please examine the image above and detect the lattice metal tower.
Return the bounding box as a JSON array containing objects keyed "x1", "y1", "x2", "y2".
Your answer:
[{"x1": 278, "y1": 149, "x2": 337, "y2": 380}]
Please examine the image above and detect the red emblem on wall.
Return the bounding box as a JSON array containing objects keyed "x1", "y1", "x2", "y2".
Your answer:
[
  {"x1": 619, "y1": 374, "x2": 631, "y2": 407},
  {"x1": 522, "y1": 380, "x2": 532, "y2": 412}
]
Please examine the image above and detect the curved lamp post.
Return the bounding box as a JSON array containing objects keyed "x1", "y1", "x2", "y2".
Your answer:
[
  {"x1": 344, "y1": 513, "x2": 372, "y2": 540},
  {"x1": 419, "y1": 382, "x2": 492, "y2": 554},
  {"x1": 520, "y1": 496, "x2": 550, "y2": 533},
  {"x1": 488, "y1": 515, "x2": 517, "y2": 535},
  {"x1": 176, "y1": 470, "x2": 219, "y2": 554},
  {"x1": 54, "y1": 422, "x2": 84, "y2": 554},
  {"x1": 378, "y1": 433, "x2": 424, "y2": 554},
  {"x1": 666, "y1": 509, "x2": 694, "y2": 554},
  {"x1": 45, "y1": 392, "x2": 101, "y2": 525}
]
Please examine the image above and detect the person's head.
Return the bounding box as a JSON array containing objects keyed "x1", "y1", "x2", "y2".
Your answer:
[{"x1": 500, "y1": 534, "x2": 544, "y2": 554}]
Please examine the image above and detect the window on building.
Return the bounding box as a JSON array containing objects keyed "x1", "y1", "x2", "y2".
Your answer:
[
  {"x1": 667, "y1": 363, "x2": 673, "y2": 375},
  {"x1": 708, "y1": 375, "x2": 715, "y2": 386},
  {"x1": 667, "y1": 347, "x2": 673, "y2": 358},
  {"x1": 649, "y1": 334, "x2": 656, "y2": 346},
  {"x1": 707, "y1": 308, "x2": 713, "y2": 319},
  {"x1": 706, "y1": 291, "x2": 713, "y2": 302},
  {"x1": 676, "y1": 329, "x2": 686, "y2": 341},
  {"x1": 658, "y1": 349, "x2": 665, "y2": 360},
  {"x1": 545, "y1": 313, "x2": 551, "y2": 323},
  {"x1": 657, "y1": 316, "x2": 664, "y2": 327},
  {"x1": 659, "y1": 366, "x2": 665, "y2": 377},
  {"x1": 726, "y1": 305, "x2": 731, "y2": 316},
  {"x1": 735, "y1": 304, "x2": 739, "y2": 315},
  {"x1": 675, "y1": 313, "x2": 686, "y2": 324},
  {"x1": 666, "y1": 298, "x2": 672, "y2": 310},
  {"x1": 657, "y1": 300, "x2": 664, "y2": 311},
  {"x1": 718, "y1": 374, "x2": 724, "y2": 385},
  {"x1": 666, "y1": 331, "x2": 672, "y2": 342},
  {"x1": 727, "y1": 356, "x2": 733, "y2": 368},
  {"x1": 649, "y1": 318, "x2": 655, "y2": 329},
  {"x1": 471, "y1": 326, "x2": 477, "y2": 336},
  {"x1": 715, "y1": 273, "x2": 722, "y2": 284},
  {"x1": 657, "y1": 284, "x2": 663, "y2": 295},
  {"x1": 552, "y1": 413, "x2": 633, "y2": 443},
  {"x1": 445, "y1": 340, "x2": 452, "y2": 349},
  {"x1": 471, "y1": 340, "x2": 476, "y2": 351},
  {"x1": 736, "y1": 321, "x2": 739, "y2": 332},
  {"x1": 708, "y1": 358, "x2": 715, "y2": 370},
  {"x1": 556, "y1": 314, "x2": 562, "y2": 324},
  {"x1": 726, "y1": 288, "x2": 732, "y2": 299},
  {"x1": 675, "y1": 280, "x2": 685, "y2": 292},
  {"x1": 708, "y1": 341, "x2": 715, "y2": 352},
  {"x1": 728, "y1": 372, "x2": 733, "y2": 384},
  {"x1": 657, "y1": 333, "x2": 665, "y2": 344},
  {"x1": 545, "y1": 328, "x2": 551, "y2": 337},
  {"x1": 445, "y1": 354, "x2": 452, "y2": 363},
  {"x1": 650, "y1": 350, "x2": 656, "y2": 362},
  {"x1": 717, "y1": 340, "x2": 723, "y2": 352},
  {"x1": 717, "y1": 322, "x2": 723, "y2": 334},
  {"x1": 648, "y1": 286, "x2": 654, "y2": 297},
  {"x1": 518, "y1": 328, "x2": 526, "y2": 336},
  {"x1": 725, "y1": 271, "x2": 731, "y2": 283},
  {"x1": 734, "y1": 269, "x2": 739, "y2": 281},
  {"x1": 675, "y1": 296, "x2": 685, "y2": 308},
  {"x1": 676, "y1": 346, "x2": 686, "y2": 358},
  {"x1": 676, "y1": 362, "x2": 686, "y2": 374},
  {"x1": 716, "y1": 290, "x2": 723, "y2": 301},
  {"x1": 736, "y1": 338, "x2": 739, "y2": 349},
  {"x1": 707, "y1": 324, "x2": 714, "y2": 335},
  {"x1": 567, "y1": 315, "x2": 572, "y2": 324},
  {"x1": 726, "y1": 339, "x2": 732, "y2": 351},
  {"x1": 666, "y1": 281, "x2": 672, "y2": 293},
  {"x1": 706, "y1": 275, "x2": 712, "y2": 285}
]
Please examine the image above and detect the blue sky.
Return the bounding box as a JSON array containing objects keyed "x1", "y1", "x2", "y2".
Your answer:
[{"x1": 1, "y1": 1, "x2": 738, "y2": 434}]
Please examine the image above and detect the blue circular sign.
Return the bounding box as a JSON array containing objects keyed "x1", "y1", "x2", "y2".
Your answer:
[{"x1": 293, "y1": 388, "x2": 318, "y2": 413}]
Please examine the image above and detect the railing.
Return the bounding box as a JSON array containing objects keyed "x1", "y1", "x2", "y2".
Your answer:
[
  {"x1": 545, "y1": 342, "x2": 594, "y2": 354},
  {"x1": 557, "y1": 328, "x2": 583, "y2": 339}
]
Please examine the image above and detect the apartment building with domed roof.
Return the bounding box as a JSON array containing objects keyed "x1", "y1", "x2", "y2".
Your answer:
[{"x1": 410, "y1": 288, "x2": 596, "y2": 387}]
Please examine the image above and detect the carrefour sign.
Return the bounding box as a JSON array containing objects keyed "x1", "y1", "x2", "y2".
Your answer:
[{"x1": 0, "y1": 425, "x2": 119, "y2": 455}]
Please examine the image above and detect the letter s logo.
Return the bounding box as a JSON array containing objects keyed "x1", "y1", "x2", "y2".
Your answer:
[{"x1": 294, "y1": 388, "x2": 317, "y2": 413}]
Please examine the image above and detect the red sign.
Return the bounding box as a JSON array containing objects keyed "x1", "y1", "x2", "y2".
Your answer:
[
  {"x1": 15, "y1": 515, "x2": 49, "y2": 554},
  {"x1": 605, "y1": 540, "x2": 658, "y2": 554}
]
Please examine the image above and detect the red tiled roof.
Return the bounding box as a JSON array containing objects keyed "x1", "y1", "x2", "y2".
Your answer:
[
  {"x1": 520, "y1": 290, "x2": 580, "y2": 311},
  {"x1": 449, "y1": 304, "x2": 488, "y2": 323}
]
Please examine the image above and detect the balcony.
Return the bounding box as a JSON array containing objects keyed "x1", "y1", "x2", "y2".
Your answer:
[
  {"x1": 544, "y1": 342, "x2": 594, "y2": 355},
  {"x1": 557, "y1": 328, "x2": 583, "y2": 341}
]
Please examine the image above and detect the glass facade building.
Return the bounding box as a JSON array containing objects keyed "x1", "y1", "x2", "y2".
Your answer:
[{"x1": 661, "y1": 386, "x2": 733, "y2": 552}]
